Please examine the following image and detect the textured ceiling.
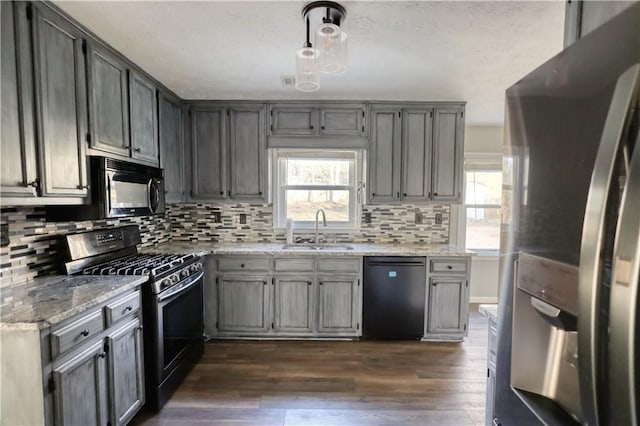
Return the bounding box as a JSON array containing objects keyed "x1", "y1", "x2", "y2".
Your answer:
[{"x1": 55, "y1": 1, "x2": 565, "y2": 124}]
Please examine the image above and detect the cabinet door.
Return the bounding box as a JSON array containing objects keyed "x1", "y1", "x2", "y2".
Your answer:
[
  {"x1": 229, "y1": 105, "x2": 266, "y2": 201},
  {"x1": 129, "y1": 70, "x2": 158, "y2": 164},
  {"x1": 191, "y1": 108, "x2": 226, "y2": 199},
  {"x1": 52, "y1": 340, "x2": 109, "y2": 426},
  {"x1": 402, "y1": 108, "x2": 433, "y2": 202},
  {"x1": 159, "y1": 91, "x2": 184, "y2": 203},
  {"x1": 273, "y1": 276, "x2": 314, "y2": 335},
  {"x1": 319, "y1": 106, "x2": 364, "y2": 136},
  {"x1": 32, "y1": 4, "x2": 88, "y2": 198},
  {"x1": 368, "y1": 105, "x2": 402, "y2": 203},
  {"x1": 87, "y1": 42, "x2": 129, "y2": 157},
  {"x1": 107, "y1": 317, "x2": 145, "y2": 426},
  {"x1": 427, "y1": 277, "x2": 468, "y2": 334},
  {"x1": 1, "y1": 1, "x2": 37, "y2": 198},
  {"x1": 431, "y1": 108, "x2": 464, "y2": 202},
  {"x1": 317, "y1": 276, "x2": 360, "y2": 335},
  {"x1": 270, "y1": 105, "x2": 317, "y2": 135},
  {"x1": 217, "y1": 275, "x2": 271, "y2": 334}
]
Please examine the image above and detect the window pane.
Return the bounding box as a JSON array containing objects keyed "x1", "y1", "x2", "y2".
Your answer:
[
  {"x1": 466, "y1": 207, "x2": 501, "y2": 250},
  {"x1": 286, "y1": 189, "x2": 350, "y2": 222},
  {"x1": 286, "y1": 159, "x2": 350, "y2": 186},
  {"x1": 465, "y1": 170, "x2": 502, "y2": 205}
]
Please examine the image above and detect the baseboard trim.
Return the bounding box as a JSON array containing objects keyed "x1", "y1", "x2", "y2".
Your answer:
[{"x1": 470, "y1": 296, "x2": 498, "y2": 304}]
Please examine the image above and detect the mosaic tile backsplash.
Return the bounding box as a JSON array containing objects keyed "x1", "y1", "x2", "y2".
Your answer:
[
  {"x1": 0, "y1": 207, "x2": 171, "y2": 290},
  {"x1": 168, "y1": 203, "x2": 450, "y2": 245}
]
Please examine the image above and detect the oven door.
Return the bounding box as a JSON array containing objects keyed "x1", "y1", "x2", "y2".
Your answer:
[
  {"x1": 156, "y1": 271, "x2": 204, "y2": 383},
  {"x1": 106, "y1": 170, "x2": 165, "y2": 217}
]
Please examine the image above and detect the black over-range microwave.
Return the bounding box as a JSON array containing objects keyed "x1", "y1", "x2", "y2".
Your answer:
[{"x1": 47, "y1": 157, "x2": 165, "y2": 221}]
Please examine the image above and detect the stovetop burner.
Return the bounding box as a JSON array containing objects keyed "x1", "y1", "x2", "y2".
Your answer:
[{"x1": 82, "y1": 253, "x2": 197, "y2": 278}]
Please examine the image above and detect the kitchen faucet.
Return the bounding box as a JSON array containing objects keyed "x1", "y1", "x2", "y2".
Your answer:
[{"x1": 315, "y1": 209, "x2": 327, "y2": 244}]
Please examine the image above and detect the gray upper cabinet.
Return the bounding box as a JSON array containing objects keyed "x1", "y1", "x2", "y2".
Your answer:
[
  {"x1": 159, "y1": 91, "x2": 185, "y2": 203},
  {"x1": 32, "y1": 3, "x2": 89, "y2": 198},
  {"x1": 273, "y1": 276, "x2": 315, "y2": 335},
  {"x1": 402, "y1": 108, "x2": 433, "y2": 202},
  {"x1": 431, "y1": 108, "x2": 464, "y2": 202},
  {"x1": 367, "y1": 103, "x2": 464, "y2": 205},
  {"x1": 52, "y1": 340, "x2": 109, "y2": 426},
  {"x1": 86, "y1": 42, "x2": 129, "y2": 157},
  {"x1": 1, "y1": 1, "x2": 37, "y2": 200},
  {"x1": 189, "y1": 103, "x2": 267, "y2": 202},
  {"x1": 317, "y1": 276, "x2": 360, "y2": 335},
  {"x1": 368, "y1": 105, "x2": 402, "y2": 203},
  {"x1": 191, "y1": 108, "x2": 226, "y2": 200},
  {"x1": 129, "y1": 71, "x2": 158, "y2": 165},
  {"x1": 106, "y1": 317, "x2": 144, "y2": 426},
  {"x1": 228, "y1": 105, "x2": 266, "y2": 200},
  {"x1": 270, "y1": 105, "x2": 317, "y2": 136},
  {"x1": 217, "y1": 275, "x2": 271, "y2": 334},
  {"x1": 319, "y1": 106, "x2": 364, "y2": 136}
]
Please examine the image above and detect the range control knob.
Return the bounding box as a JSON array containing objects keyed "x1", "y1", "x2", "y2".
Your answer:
[
  {"x1": 190, "y1": 263, "x2": 202, "y2": 272},
  {"x1": 170, "y1": 274, "x2": 180, "y2": 284},
  {"x1": 181, "y1": 269, "x2": 190, "y2": 278},
  {"x1": 161, "y1": 278, "x2": 172, "y2": 288}
]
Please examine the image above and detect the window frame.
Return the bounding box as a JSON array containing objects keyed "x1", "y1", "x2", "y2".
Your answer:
[
  {"x1": 271, "y1": 149, "x2": 363, "y2": 231},
  {"x1": 453, "y1": 153, "x2": 503, "y2": 255}
]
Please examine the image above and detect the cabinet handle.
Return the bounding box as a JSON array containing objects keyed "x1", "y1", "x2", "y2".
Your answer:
[
  {"x1": 372, "y1": 192, "x2": 376, "y2": 196},
  {"x1": 228, "y1": 190, "x2": 231, "y2": 197},
  {"x1": 125, "y1": 305, "x2": 133, "y2": 312},
  {"x1": 134, "y1": 147, "x2": 141, "y2": 153},
  {"x1": 27, "y1": 179, "x2": 39, "y2": 189},
  {"x1": 77, "y1": 185, "x2": 90, "y2": 189},
  {"x1": 307, "y1": 281, "x2": 312, "y2": 286},
  {"x1": 321, "y1": 126, "x2": 325, "y2": 130},
  {"x1": 220, "y1": 191, "x2": 224, "y2": 195},
  {"x1": 403, "y1": 193, "x2": 407, "y2": 197},
  {"x1": 258, "y1": 191, "x2": 262, "y2": 195},
  {"x1": 433, "y1": 282, "x2": 438, "y2": 287},
  {"x1": 310, "y1": 125, "x2": 314, "y2": 130},
  {"x1": 397, "y1": 192, "x2": 400, "y2": 198},
  {"x1": 80, "y1": 329, "x2": 90, "y2": 337},
  {"x1": 137, "y1": 326, "x2": 144, "y2": 331},
  {"x1": 434, "y1": 192, "x2": 438, "y2": 196},
  {"x1": 319, "y1": 281, "x2": 324, "y2": 286},
  {"x1": 428, "y1": 192, "x2": 432, "y2": 198},
  {"x1": 263, "y1": 281, "x2": 267, "y2": 285},
  {"x1": 98, "y1": 352, "x2": 106, "y2": 359}
]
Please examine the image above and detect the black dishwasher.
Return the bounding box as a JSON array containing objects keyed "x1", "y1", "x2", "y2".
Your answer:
[{"x1": 363, "y1": 257, "x2": 426, "y2": 340}]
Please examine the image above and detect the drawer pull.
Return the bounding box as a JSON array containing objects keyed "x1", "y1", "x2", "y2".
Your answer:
[
  {"x1": 80, "y1": 329, "x2": 90, "y2": 337},
  {"x1": 241, "y1": 264, "x2": 245, "y2": 268},
  {"x1": 447, "y1": 265, "x2": 452, "y2": 270},
  {"x1": 125, "y1": 305, "x2": 133, "y2": 312}
]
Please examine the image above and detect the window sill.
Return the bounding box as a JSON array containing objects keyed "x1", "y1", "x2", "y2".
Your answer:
[{"x1": 273, "y1": 227, "x2": 360, "y2": 234}]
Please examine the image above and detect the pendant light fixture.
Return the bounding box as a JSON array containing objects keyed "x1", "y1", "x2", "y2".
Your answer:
[{"x1": 295, "y1": 1, "x2": 347, "y2": 92}]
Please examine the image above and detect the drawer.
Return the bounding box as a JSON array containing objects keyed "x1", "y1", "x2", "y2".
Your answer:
[
  {"x1": 218, "y1": 257, "x2": 270, "y2": 272},
  {"x1": 317, "y1": 258, "x2": 360, "y2": 274},
  {"x1": 51, "y1": 309, "x2": 104, "y2": 358},
  {"x1": 104, "y1": 291, "x2": 140, "y2": 326},
  {"x1": 430, "y1": 259, "x2": 468, "y2": 273},
  {"x1": 273, "y1": 258, "x2": 314, "y2": 272}
]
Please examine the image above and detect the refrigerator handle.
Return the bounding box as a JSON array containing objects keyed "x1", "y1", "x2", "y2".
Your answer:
[
  {"x1": 578, "y1": 63, "x2": 640, "y2": 426},
  {"x1": 607, "y1": 129, "x2": 640, "y2": 425}
]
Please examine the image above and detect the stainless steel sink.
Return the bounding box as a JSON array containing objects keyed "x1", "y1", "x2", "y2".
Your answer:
[{"x1": 282, "y1": 244, "x2": 354, "y2": 251}]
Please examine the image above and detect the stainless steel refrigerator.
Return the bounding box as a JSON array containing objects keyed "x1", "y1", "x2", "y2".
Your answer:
[{"x1": 495, "y1": 3, "x2": 640, "y2": 425}]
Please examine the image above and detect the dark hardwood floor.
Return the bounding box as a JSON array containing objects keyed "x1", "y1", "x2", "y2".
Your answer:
[{"x1": 134, "y1": 305, "x2": 489, "y2": 426}]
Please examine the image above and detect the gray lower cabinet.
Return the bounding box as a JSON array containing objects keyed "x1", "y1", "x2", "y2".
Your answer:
[
  {"x1": 423, "y1": 257, "x2": 471, "y2": 341},
  {"x1": 210, "y1": 256, "x2": 362, "y2": 338},
  {"x1": 129, "y1": 71, "x2": 159, "y2": 164},
  {"x1": 159, "y1": 90, "x2": 185, "y2": 203},
  {"x1": 86, "y1": 41, "x2": 130, "y2": 157},
  {"x1": 52, "y1": 340, "x2": 109, "y2": 426},
  {"x1": 368, "y1": 103, "x2": 464, "y2": 204},
  {"x1": 317, "y1": 276, "x2": 360, "y2": 335},
  {"x1": 32, "y1": 3, "x2": 89, "y2": 199},
  {"x1": 190, "y1": 103, "x2": 266, "y2": 202},
  {"x1": 273, "y1": 276, "x2": 315, "y2": 335},
  {"x1": 217, "y1": 275, "x2": 271, "y2": 334},
  {"x1": 106, "y1": 317, "x2": 145, "y2": 426}
]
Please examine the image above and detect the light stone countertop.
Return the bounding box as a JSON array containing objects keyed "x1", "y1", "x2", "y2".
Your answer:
[
  {"x1": 478, "y1": 304, "x2": 498, "y2": 322},
  {"x1": 0, "y1": 275, "x2": 148, "y2": 330},
  {"x1": 142, "y1": 241, "x2": 474, "y2": 257}
]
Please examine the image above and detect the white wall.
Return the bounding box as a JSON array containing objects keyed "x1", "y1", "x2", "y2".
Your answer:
[{"x1": 457, "y1": 125, "x2": 504, "y2": 303}]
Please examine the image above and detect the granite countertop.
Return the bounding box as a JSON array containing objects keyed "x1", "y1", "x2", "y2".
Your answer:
[
  {"x1": 1, "y1": 275, "x2": 148, "y2": 331},
  {"x1": 143, "y1": 241, "x2": 474, "y2": 257},
  {"x1": 479, "y1": 304, "x2": 498, "y2": 322}
]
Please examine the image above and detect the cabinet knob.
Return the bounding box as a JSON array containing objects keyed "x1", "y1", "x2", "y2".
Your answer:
[
  {"x1": 220, "y1": 191, "x2": 224, "y2": 195},
  {"x1": 125, "y1": 305, "x2": 133, "y2": 312},
  {"x1": 321, "y1": 126, "x2": 325, "y2": 130},
  {"x1": 447, "y1": 265, "x2": 452, "y2": 270},
  {"x1": 372, "y1": 192, "x2": 376, "y2": 196},
  {"x1": 307, "y1": 281, "x2": 312, "y2": 286},
  {"x1": 434, "y1": 192, "x2": 438, "y2": 196},
  {"x1": 403, "y1": 193, "x2": 407, "y2": 197},
  {"x1": 240, "y1": 264, "x2": 245, "y2": 268},
  {"x1": 319, "y1": 281, "x2": 324, "y2": 286},
  {"x1": 27, "y1": 179, "x2": 39, "y2": 189},
  {"x1": 263, "y1": 281, "x2": 268, "y2": 285},
  {"x1": 310, "y1": 125, "x2": 314, "y2": 130},
  {"x1": 134, "y1": 148, "x2": 141, "y2": 153},
  {"x1": 98, "y1": 352, "x2": 106, "y2": 359},
  {"x1": 80, "y1": 329, "x2": 90, "y2": 337},
  {"x1": 433, "y1": 282, "x2": 438, "y2": 287},
  {"x1": 137, "y1": 325, "x2": 144, "y2": 331}
]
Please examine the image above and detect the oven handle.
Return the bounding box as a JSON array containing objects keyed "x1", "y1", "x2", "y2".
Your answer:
[{"x1": 158, "y1": 271, "x2": 204, "y2": 303}]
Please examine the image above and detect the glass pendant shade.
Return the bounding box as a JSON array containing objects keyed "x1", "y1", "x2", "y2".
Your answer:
[
  {"x1": 315, "y1": 23, "x2": 347, "y2": 74},
  {"x1": 295, "y1": 46, "x2": 320, "y2": 92}
]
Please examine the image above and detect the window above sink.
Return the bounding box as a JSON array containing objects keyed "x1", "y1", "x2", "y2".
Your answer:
[{"x1": 272, "y1": 149, "x2": 363, "y2": 230}]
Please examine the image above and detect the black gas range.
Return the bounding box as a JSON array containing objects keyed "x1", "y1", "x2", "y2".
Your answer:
[{"x1": 63, "y1": 225, "x2": 204, "y2": 412}]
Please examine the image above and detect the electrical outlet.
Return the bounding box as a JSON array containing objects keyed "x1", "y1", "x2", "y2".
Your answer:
[
  {"x1": 364, "y1": 212, "x2": 372, "y2": 224},
  {"x1": 213, "y1": 212, "x2": 221, "y2": 223},
  {"x1": 415, "y1": 212, "x2": 423, "y2": 224},
  {"x1": 435, "y1": 213, "x2": 442, "y2": 225},
  {"x1": 0, "y1": 223, "x2": 9, "y2": 247},
  {"x1": 239, "y1": 214, "x2": 247, "y2": 224}
]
